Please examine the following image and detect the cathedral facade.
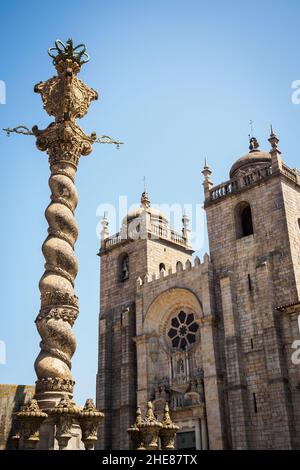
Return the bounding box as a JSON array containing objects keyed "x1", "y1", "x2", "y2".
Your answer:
[{"x1": 96, "y1": 130, "x2": 300, "y2": 450}]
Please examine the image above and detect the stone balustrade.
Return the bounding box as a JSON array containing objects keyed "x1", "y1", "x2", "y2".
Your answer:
[
  {"x1": 209, "y1": 162, "x2": 299, "y2": 203},
  {"x1": 103, "y1": 225, "x2": 188, "y2": 250},
  {"x1": 210, "y1": 165, "x2": 273, "y2": 202}
]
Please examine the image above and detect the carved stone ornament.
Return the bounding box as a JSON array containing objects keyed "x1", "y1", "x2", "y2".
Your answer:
[
  {"x1": 49, "y1": 394, "x2": 81, "y2": 450},
  {"x1": 138, "y1": 402, "x2": 163, "y2": 450},
  {"x1": 127, "y1": 407, "x2": 146, "y2": 450},
  {"x1": 17, "y1": 399, "x2": 48, "y2": 450},
  {"x1": 159, "y1": 402, "x2": 180, "y2": 450},
  {"x1": 78, "y1": 399, "x2": 104, "y2": 450}
]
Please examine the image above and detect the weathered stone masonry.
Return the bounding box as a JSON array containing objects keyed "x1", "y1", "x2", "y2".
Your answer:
[{"x1": 97, "y1": 132, "x2": 300, "y2": 450}]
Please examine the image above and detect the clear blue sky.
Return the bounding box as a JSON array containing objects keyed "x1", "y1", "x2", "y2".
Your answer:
[{"x1": 0, "y1": 0, "x2": 300, "y2": 405}]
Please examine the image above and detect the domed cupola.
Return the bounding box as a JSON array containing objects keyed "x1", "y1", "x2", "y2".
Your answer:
[
  {"x1": 230, "y1": 136, "x2": 271, "y2": 179},
  {"x1": 120, "y1": 190, "x2": 170, "y2": 241}
]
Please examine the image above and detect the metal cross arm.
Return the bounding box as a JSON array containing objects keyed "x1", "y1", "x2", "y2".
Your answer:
[
  {"x1": 3, "y1": 125, "x2": 34, "y2": 136},
  {"x1": 3, "y1": 126, "x2": 124, "y2": 149}
]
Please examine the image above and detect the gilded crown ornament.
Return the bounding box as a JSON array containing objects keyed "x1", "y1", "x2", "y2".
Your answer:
[{"x1": 48, "y1": 39, "x2": 90, "y2": 67}]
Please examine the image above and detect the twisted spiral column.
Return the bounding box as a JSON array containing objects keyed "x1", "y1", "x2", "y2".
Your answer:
[
  {"x1": 31, "y1": 43, "x2": 98, "y2": 409},
  {"x1": 34, "y1": 160, "x2": 79, "y2": 408}
]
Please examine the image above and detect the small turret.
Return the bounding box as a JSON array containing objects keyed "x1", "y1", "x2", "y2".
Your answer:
[{"x1": 202, "y1": 158, "x2": 213, "y2": 200}]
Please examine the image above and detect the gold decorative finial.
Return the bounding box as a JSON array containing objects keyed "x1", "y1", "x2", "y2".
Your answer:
[{"x1": 3, "y1": 39, "x2": 123, "y2": 149}]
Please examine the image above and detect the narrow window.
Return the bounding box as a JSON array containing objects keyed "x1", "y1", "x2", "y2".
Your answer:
[
  {"x1": 235, "y1": 202, "x2": 254, "y2": 239},
  {"x1": 159, "y1": 263, "x2": 166, "y2": 272},
  {"x1": 119, "y1": 253, "x2": 129, "y2": 282},
  {"x1": 241, "y1": 205, "x2": 254, "y2": 237},
  {"x1": 248, "y1": 274, "x2": 252, "y2": 291},
  {"x1": 176, "y1": 261, "x2": 183, "y2": 271},
  {"x1": 250, "y1": 338, "x2": 254, "y2": 350},
  {"x1": 253, "y1": 392, "x2": 258, "y2": 413}
]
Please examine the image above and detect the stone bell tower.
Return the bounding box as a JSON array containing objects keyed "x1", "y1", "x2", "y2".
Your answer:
[
  {"x1": 96, "y1": 191, "x2": 193, "y2": 449},
  {"x1": 203, "y1": 130, "x2": 300, "y2": 449}
]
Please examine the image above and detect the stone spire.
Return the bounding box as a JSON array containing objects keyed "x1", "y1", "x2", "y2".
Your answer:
[
  {"x1": 202, "y1": 158, "x2": 213, "y2": 200},
  {"x1": 100, "y1": 212, "x2": 109, "y2": 241},
  {"x1": 268, "y1": 125, "x2": 282, "y2": 172},
  {"x1": 141, "y1": 179, "x2": 151, "y2": 209},
  {"x1": 182, "y1": 212, "x2": 191, "y2": 247}
]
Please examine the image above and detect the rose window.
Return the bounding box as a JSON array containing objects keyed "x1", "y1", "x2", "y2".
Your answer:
[{"x1": 168, "y1": 311, "x2": 199, "y2": 350}]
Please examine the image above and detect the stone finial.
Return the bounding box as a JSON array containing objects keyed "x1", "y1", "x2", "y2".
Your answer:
[
  {"x1": 159, "y1": 403, "x2": 180, "y2": 450},
  {"x1": 203, "y1": 252, "x2": 210, "y2": 265},
  {"x1": 194, "y1": 256, "x2": 201, "y2": 267},
  {"x1": 101, "y1": 212, "x2": 109, "y2": 241},
  {"x1": 128, "y1": 402, "x2": 179, "y2": 451},
  {"x1": 139, "y1": 401, "x2": 163, "y2": 450},
  {"x1": 160, "y1": 403, "x2": 180, "y2": 450},
  {"x1": 249, "y1": 136, "x2": 260, "y2": 153},
  {"x1": 182, "y1": 213, "x2": 191, "y2": 246},
  {"x1": 17, "y1": 399, "x2": 48, "y2": 450},
  {"x1": 49, "y1": 394, "x2": 81, "y2": 450},
  {"x1": 202, "y1": 158, "x2": 212, "y2": 181},
  {"x1": 202, "y1": 158, "x2": 213, "y2": 200},
  {"x1": 268, "y1": 125, "x2": 281, "y2": 152},
  {"x1": 127, "y1": 406, "x2": 146, "y2": 450},
  {"x1": 268, "y1": 125, "x2": 282, "y2": 172},
  {"x1": 79, "y1": 399, "x2": 104, "y2": 450},
  {"x1": 141, "y1": 190, "x2": 151, "y2": 209}
]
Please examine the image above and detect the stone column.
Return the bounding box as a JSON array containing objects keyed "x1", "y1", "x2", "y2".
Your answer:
[{"x1": 31, "y1": 40, "x2": 98, "y2": 410}]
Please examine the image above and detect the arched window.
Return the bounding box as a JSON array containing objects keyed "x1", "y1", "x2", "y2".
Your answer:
[
  {"x1": 176, "y1": 261, "x2": 183, "y2": 271},
  {"x1": 159, "y1": 263, "x2": 166, "y2": 272},
  {"x1": 235, "y1": 202, "x2": 254, "y2": 239},
  {"x1": 119, "y1": 253, "x2": 129, "y2": 282}
]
